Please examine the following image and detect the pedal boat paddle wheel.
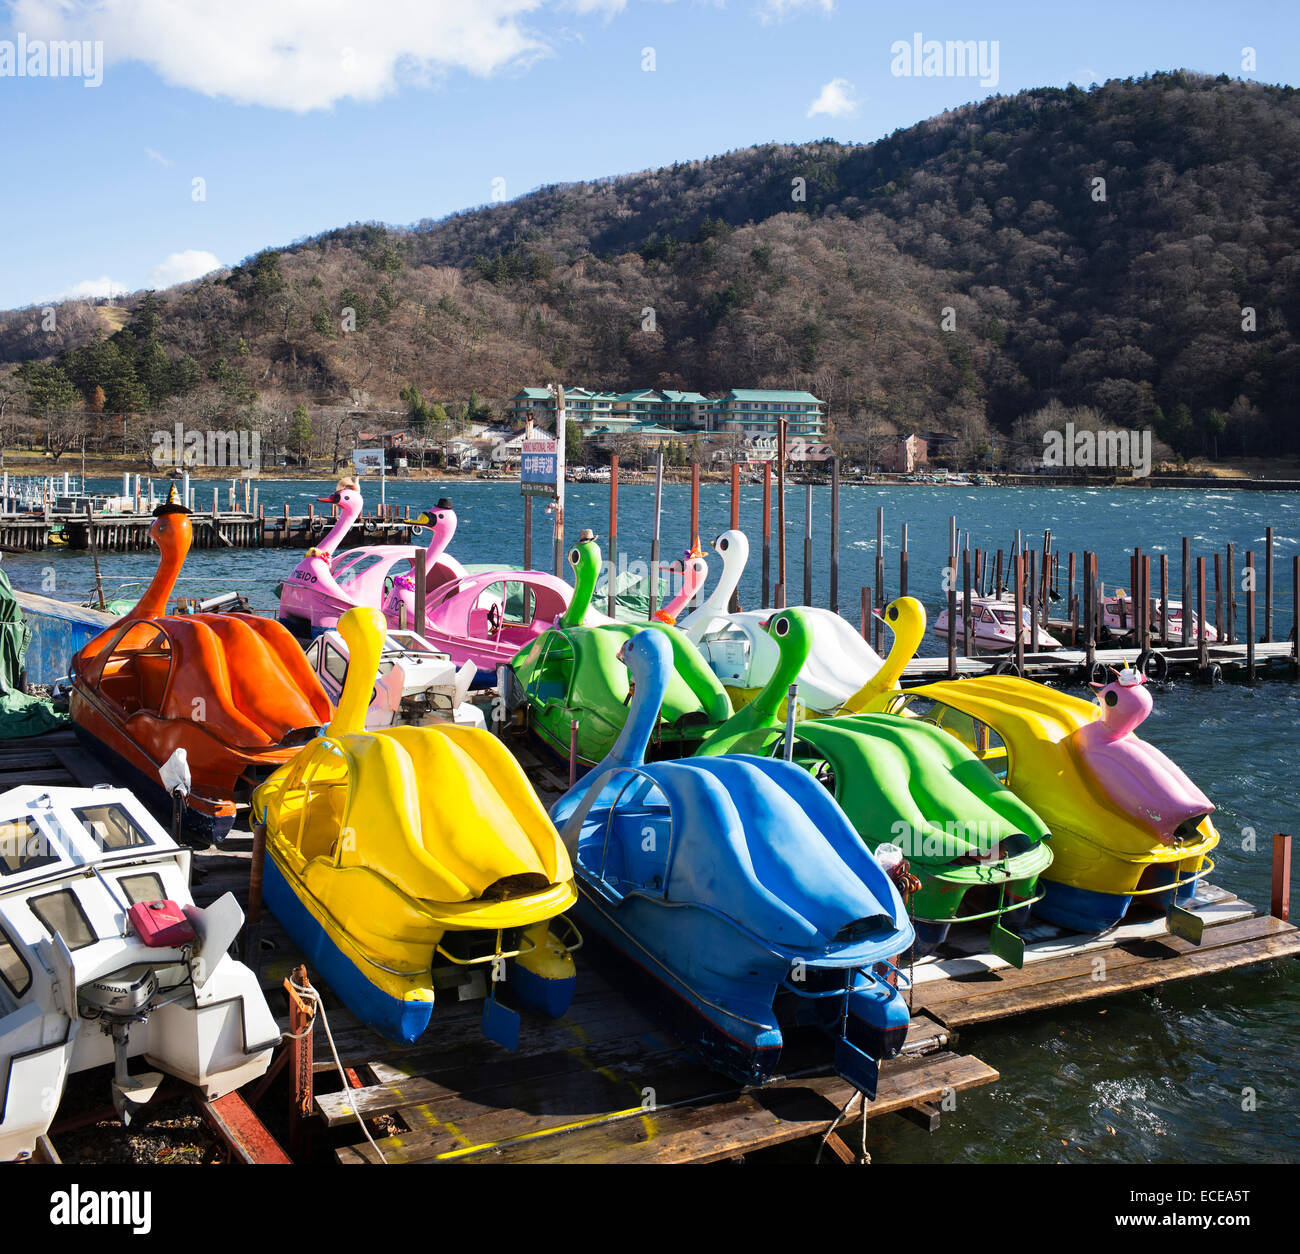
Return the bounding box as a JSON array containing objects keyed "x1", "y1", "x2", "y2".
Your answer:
[
  {"x1": 550, "y1": 629, "x2": 913, "y2": 1095},
  {"x1": 253, "y1": 607, "x2": 579, "y2": 1047},
  {"x1": 70, "y1": 489, "x2": 333, "y2": 842}
]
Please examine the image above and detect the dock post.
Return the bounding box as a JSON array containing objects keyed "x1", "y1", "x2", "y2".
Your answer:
[
  {"x1": 649, "y1": 451, "x2": 664, "y2": 619},
  {"x1": 1264, "y1": 525, "x2": 1274, "y2": 641},
  {"x1": 1015, "y1": 553, "x2": 1026, "y2": 674},
  {"x1": 1293, "y1": 555, "x2": 1299, "y2": 676},
  {"x1": 803, "y1": 484, "x2": 813, "y2": 607},
  {"x1": 946, "y1": 563, "x2": 957, "y2": 681},
  {"x1": 776, "y1": 420, "x2": 787, "y2": 609},
  {"x1": 761, "y1": 461, "x2": 772, "y2": 609},
  {"x1": 1068, "y1": 551, "x2": 1078, "y2": 643},
  {"x1": 962, "y1": 547, "x2": 973, "y2": 657},
  {"x1": 1196, "y1": 556, "x2": 1208, "y2": 671},
  {"x1": 829, "y1": 457, "x2": 840, "y2": 614},
  {"x1": 285, "y1": 966, "x2": 316, "y2": 1162},
  {"x1": 1157, "y1": 554, "x2": 1168, "y2": 644},
  {"x1": 414, "y1": 552, "x2": 427, "y2": 637},
  {"x1": 690, "y1": 461, "x2": 700, "y2": 546},
  {"x1": 569, "y1": 719, "x2": 580, "y2": 787},
  {"x1": 1226, "y1": 543, "x2": 1236, "y2": 643},
  {"x1": 1083, "y1": 551, "x2": 1095, "y2": 674},
  {"x1": 994, "y1": 549, "x2": 1004, "y2": 599},
  {"x1": 1041, "y1": 531, "x2": 1052, "y2": 627},
  {"x1": 872, "y1": 507, "x2": 885, "y2": 650},
  {"x1": 1214, "y1": 553, "x2": 1223, "y2": 642},
  {"x1": 523, "y1": 494, "x2": 532, "y2": 569},
  {"x1": 1245, "y1": 551, "x2": 1256, "y2": 683},
  {"x1": 247, "y1": 821, "x2": 267, "y2": 973},
  {"x1": 1028, "y1": 550, "x2": 1038, "y2": 662},
  {"x1": 1272, "y1": 834, "x2": 1292, "y2": 923},
  {"x1": 607, "y1": 456, "x2": 619, "y2": 619},
  {"x1": 729, "y1": 462, "x2": 741, "y2": 612},
  {"x1": 1142, "y1": 553, "x2": 1152, "y2": 653},
  {"x1": 1181, "y1": 537, "x2": 1190, "y2": 645},
  {"x1": 861, "y1": 587, "x2": 871, "y2": 639}
]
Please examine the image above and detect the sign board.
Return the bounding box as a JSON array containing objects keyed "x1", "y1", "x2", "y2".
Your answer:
[
  {"x1": 521, "y1": 439, "x2": 558, "y2": 497},
  {"x1": 352, "y1": 448, "x2": 385, "y2": 474}
]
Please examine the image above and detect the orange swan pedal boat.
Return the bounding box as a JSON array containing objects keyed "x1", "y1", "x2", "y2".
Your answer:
[{"x1": 70, "y1": 490, "x2": 333, "y2": 843}]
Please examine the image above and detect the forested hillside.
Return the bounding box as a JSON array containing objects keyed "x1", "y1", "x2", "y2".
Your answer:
[{"x1": 3, "y1": 70, "x2": 1297, "y2": 464}]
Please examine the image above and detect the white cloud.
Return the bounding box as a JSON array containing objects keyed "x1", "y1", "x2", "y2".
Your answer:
[
  {"x1": 806, "y1": 77, "x2": 857, "y2": 119},
  {"x1": 57, "y1": 276, "x2": 127, "y2": 301},
  {"x1": 145, "y1": 147, "x2": 171, "y2": 167},
  {"x1": 11, "y1": 0, "x2": 565, "y2": 112},
  {"x1": 147, "y1": 250, "x2": 223, "y2": 287},
  {"x1": 757, "y1": 0, "x2": 834, "y2": 24}
]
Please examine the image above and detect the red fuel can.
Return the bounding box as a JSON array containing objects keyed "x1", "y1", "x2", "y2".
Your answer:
[{"x1": 128, "y1": 899, "x2": 197, "y2": 948}]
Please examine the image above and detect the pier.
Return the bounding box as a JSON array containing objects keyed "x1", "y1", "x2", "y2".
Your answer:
[{"x1": 12, "y1": 726, "x2": 1294, "y2": 1166}]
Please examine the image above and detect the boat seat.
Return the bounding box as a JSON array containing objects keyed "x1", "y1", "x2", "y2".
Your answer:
[{"x1": 609, "y1": 806, "x2": 671, "y2": 891}]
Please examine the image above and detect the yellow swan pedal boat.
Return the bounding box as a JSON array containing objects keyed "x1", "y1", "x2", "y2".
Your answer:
[
  {"x1": 253, "y1": 607, "x2": 579, "y2": 1045},
  {"x1": 862, "y1": 674, "x2": 1218, "y2": 933}
]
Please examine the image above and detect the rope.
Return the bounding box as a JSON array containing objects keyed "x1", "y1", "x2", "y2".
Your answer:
[
  {"x1": 814, "y1": 1089, "x2": 871, "y2": 1165},
  {"x1": 287, "y1": 976, "x2": 387, "y2": 1165}
]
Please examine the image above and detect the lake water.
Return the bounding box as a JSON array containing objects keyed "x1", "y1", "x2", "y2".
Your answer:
[{"x1": 7, "y1": 478, "x2": 1298, "y2": 1162}]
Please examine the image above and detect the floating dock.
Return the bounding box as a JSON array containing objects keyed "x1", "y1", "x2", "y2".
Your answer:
[{"x1": 7, "y1": 728, "x2": 1296, "y2": 1164}]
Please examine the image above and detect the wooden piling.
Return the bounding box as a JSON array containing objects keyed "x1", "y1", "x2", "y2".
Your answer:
[
  {"x1": 649, "y1": 451, "x2": 664, "y2": 619},
  {"x1": 803, "y1": 483, "x2": 813, "y2": 607},
  {"x1": 1159, "y1": 554, "x2": 1169, "y2": 644},
  {"x1": 1265, "y1": 525, "x2": 1274, "y2": 642},
  {"x1": 1273, "y1": 834, "x2": 1292, "y2": 924},
  {"x1": 873, "y1": 508, "x2": 884, "y2": 652},
  {"x1": 414, "y1": 552, "x2": 427, "y2": 637},
  {"x1": 1214, "y1": 552, "x2": 1223, "y2": 642},
  {"x1": 776, "y1": 420, "x2": 787, "y2": 609},
  {"x1": 1083, "y1": 551, "x2": 1095, "y2": 672},
  {"x1": 607, "y1": 455, "x2": 619, "y2": 619},
  {"x1": 1181, "y1": 537, "x2": 1190, "y2": 645},
  {"x1": 689, "y1": 462, "x2": 700, "y2": 545},
  {"x1": 523, "y1": 494, "x2": 532, "y2": 569},
  {"x1": 1226, "y1": 543, "x2": 1236, "y2": 644},
  {"x1": 829, "y1": 457, "x2": 840, "y2": 614},
  {"x1": 762, "y1": 461, "x2": 772, "y2": 609},
  {"x1": 1015, "y1": 554, "x2": 1026, "y2": 674},
  {"x1": 1246, "y1": 551, "x2": 1256, "y2": 682},
  {"x1": 861, "y1": 587, "x2": 870, "y2": 640},
  {"x1": 1196, "y1": 556, "x2": 1208, "y2": 670},
  {"x1": 729, "y1": 462, "x2": 741, "y2": 613},
  {"x1": 962, "y1": 548, "x2": 973, "y2": 657},
  {"x1": 995, "y1": 549, "x2": 1004, "y2": 598}
]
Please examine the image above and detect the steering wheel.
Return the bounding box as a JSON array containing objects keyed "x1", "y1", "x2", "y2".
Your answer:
[{"x1": 486, "y1": 602, "x2": 503, "y2": 637}]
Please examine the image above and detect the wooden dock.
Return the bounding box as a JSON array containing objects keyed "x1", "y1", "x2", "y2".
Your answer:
[{"x1": 9, "y1": 727, "x2": 1297, "y2": 1165}]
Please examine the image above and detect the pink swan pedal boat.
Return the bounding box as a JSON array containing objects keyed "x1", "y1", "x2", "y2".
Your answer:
[
  {"x1": 414, "y1": 570, "x2": 576, "y2": 685},
  {"x1": 277, "y1": 489, "x2": 464, "y2": 638}
]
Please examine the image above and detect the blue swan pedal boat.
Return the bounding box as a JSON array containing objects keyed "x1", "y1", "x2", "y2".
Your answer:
[{"x1": 550, "y1": 630, "x2": 914, "y2": 1095}]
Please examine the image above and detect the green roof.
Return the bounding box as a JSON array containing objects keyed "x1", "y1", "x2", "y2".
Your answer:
[{"x1": 722, "y1": 389, "x2": 823, "y2": 404}]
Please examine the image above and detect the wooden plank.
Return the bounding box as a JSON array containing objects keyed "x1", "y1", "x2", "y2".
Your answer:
[
  {"x1": 53, "y1": 744, "x2": 122, "y2": 787},
  {"x1": 928, "y1": 930, "x2": 1300, "y2": 1029},
  {"x1": 913, "y1": 914, "x2": 1296, "y2": 1011},
  {"x1": 444, "y1": 1052, "x2": 997, "y2": 1165}
]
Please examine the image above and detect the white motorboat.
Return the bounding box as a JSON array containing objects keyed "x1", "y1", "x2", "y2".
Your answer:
[
  {"x1": 0, "y1": 784, "x2": 279, "y2": 1160},
  {"x1": 933, "y1": 594, "x2": 1062, "y2": 652}
]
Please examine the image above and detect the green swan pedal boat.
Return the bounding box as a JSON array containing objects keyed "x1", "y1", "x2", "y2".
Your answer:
[
  {"x1": 507, "y1": 533, "x2": 732, "y2": 767},
  {"x1": 696, "y1": 604, "x2": 1054, "y2": 963}
]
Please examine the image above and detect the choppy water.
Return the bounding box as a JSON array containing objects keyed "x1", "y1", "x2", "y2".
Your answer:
[{"x1": 7, "y1": 479, "x2": 1298, "y2": 1162}]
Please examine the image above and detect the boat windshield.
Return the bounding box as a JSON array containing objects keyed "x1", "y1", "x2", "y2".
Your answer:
[
  {"x1": 73, "y1": 803, "x2": 153, "y2": 854},
  {"x1": 0, "y1": 816, "x2": 60, "y2": 877}
]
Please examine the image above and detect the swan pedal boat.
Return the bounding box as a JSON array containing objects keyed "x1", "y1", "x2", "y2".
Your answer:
[
  {"x1": 697, "y1": 605, "x2": 1053, "y2": 960},
  {"x1": 509, "y1": 534, "x2": 732, "y2": 767},
  {"x1": 680, "y1": 530, "x2": 924, "y2": 714},
  {"x1": 551, "y1": 630, "x2": 913, "y2": 1094},
  {"x1": 71, "y1": 493, "x2": 333, "y2": 842},
  {"x1": 0, "y1": 785, "x2": 278, "y2": 1160},
  {"x1": 862, "y1": 674, "x2": 1219, "y2": 933},
  {"x1": 254, "y1": 608, "x2": 579, "y2": 1045},
  {"x1": 278, "y1": 487, "x2": 466, "y2": 638}
]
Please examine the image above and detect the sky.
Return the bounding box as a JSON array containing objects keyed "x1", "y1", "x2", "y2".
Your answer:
[{"x1": 1, "y1": 0, "x2": 1297, "y2": 310}]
